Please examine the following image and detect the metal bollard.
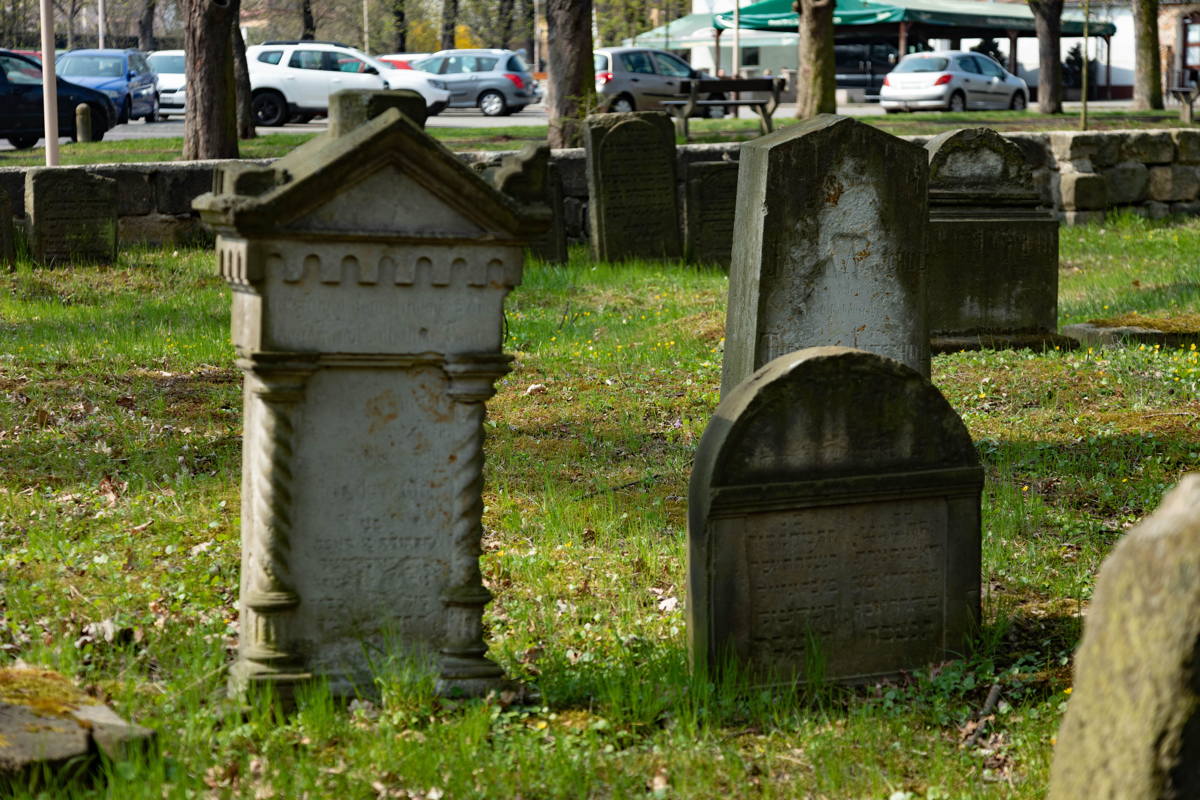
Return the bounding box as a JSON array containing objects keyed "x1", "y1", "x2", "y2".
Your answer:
[{"x1": 75, "y1": 103, "x2": 93, "y2": 143}]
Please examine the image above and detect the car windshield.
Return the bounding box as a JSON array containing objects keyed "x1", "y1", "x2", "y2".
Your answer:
[
  {"x1": 58, "y1": 54, "x2": 125, "y2": 77},
  {"x1": 893, "y1": 56, "x2": 949, "y2": 73},
  {"x1": 148, "y1": 53, "x2": 184, "y2": 74},
  {"x1": 593, "y1": 53, "x2": 608, "y2": 71}
]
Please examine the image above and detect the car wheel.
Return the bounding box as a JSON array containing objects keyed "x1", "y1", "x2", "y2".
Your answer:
[
  {"x1": 610, "y1": 94, "x2": 635, "y2": 113},
  {"x1": 7, "y1": 135, "x2": 38, "y2": 149},
  {"x1": 947, "y1": 91, "x2": 966, "y2": 112},
  {"x1": 252, "y1": 90, "x2": 289, "y2": 127},
  {"x1": 1009, "y1": 91, "x2": 1027, "y2": 110},
  {"x1": 118, "y1": 97, "x2": 131, "y2": 124},
  {"x1": 143, "y1": 94, "x2": 160, "y2": 123},
  {"x1": 479, "y1": 90, "x2": 508, "y2": 117}
]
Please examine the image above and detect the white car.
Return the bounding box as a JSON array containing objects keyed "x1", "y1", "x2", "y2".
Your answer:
[
  {"x1": 880, "y1": 50, "x2": 1029, "y2": 113},
  {"x1": 245, "y1": 40, "x2": 451, "y2": 126},
  {"x1": 148, "y1": 49, "x2": 186, "y2": 118}
]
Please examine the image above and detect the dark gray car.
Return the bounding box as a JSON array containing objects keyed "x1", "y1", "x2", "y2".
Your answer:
[
  {"x1": 411, "y1": 49, "x2": 539, "y2": 116},
  {"x1": 593, "y1": 46, "x2": 724, "y2": 117}
]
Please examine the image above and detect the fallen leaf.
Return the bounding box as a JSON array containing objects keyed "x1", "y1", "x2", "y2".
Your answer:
[
  {"x1": 524, "y1": 383, "x2": 547, "y2": 396},
  {"x1": 658, "y1": 596, "x2": 679, "y2": 613}
]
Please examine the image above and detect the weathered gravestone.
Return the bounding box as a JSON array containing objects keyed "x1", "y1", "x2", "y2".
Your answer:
[
  {"x1": 194, "y1": 106, "x2": 548, "y2": 700},
  {"x1": 25, "y1": 168, "x2": 117, "y2": 265},
  {"x1": 487, "y1": 143, "x2": 568, "y2": 263},
  {"x1": 684, "y1": 160, "x2": 738, "y2": 268},
  {"x1": 327, "y1": 88, "x2": 428, "y2": 135},
  {"x1": 1048, "y1": 474, "x2": 1200, "y2": 800},
  {"x1": 722, "y1": 115, "x2": 929, "y2": 396},
  {"x1": 584, "y1": 111, "x2": 681, "y2": 261},
  {"x1": 925, "y1": 128, "x2": 1074, "y2": 353},
  {"x1": 689, "y1": 347, "x2": 983, "y2": 684},
  {"x1": 0, "y1": 189, "x2": 14, "y2": 267}
]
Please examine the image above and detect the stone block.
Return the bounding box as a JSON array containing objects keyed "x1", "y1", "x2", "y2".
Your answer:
[
  {"x1": 25, "y1": 168, "x2": 117, "y2": 265},
  {"x1": 118, "y1": 214, "x2": 212, "y2": 247},
  {"x1": 1134, "y1": 200, "x2": 1172, "y2": 219},
  {"x1": 90, "y1": 165, "x2": 154, "y2": 216},
  {"x1": 1119, "y1": 131, "x2": 1175, "y2": 164},
  {"x1": 1102, "y1": 161, "x2": 1149, "y2": 205},
  {"x1": 683, "y1": 160, "x2": 738, "y2": 268},
  {"x1": 155, "y1": 163, "x2": 218, "y2": 215},
  {"x1": 327, "y1": 89, "x2": 427, "y2": 136},
  {"x1": 0, "y1": 188, "x2": 13, "y2": 266},
  {"x1": 1049, "y1": 131, "x2": 1122, "y2": 169},
  {"x1": 689, "y1": 347, "x2": 983, "y2": 684},
  {"x1": 1149, "y1": 164, "x2": 1200, "y2": 202},
  {"x1": 1172, "y1": 129, "x2": 1200, "y2": 164},
  {"x1": 1048, "y1": 475, "x2": 1200, "y2": 800},
  {"x1": 1060, "y1": 172, "x2": 1108, "y2": 211},
  {"x1": 554, "y1": 148, "x2": 587, "y2": 198},
  {"x1": 584, "y1": 111, "x2": 680, "y2": 261},
  {"x1": 0, "y1": 169, "x2": 25, "y2": 218},
  {"x1": 1004, "y1": 132, "x2": 1051, "y2": 170},
  {"x1": 724, "y1": 114, "x2": 929, "y2": 393},
  {"x1": 1171, "y1": 200, "x2": 1200, "y2": 216}
]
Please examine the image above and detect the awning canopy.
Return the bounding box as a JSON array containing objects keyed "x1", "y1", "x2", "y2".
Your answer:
[
  {"x1": 713, "y1": 0, "x2": 1116, "y2": 38},
  {"x1": 630, "y1": 12, "x2": 799, "y2": 47}
]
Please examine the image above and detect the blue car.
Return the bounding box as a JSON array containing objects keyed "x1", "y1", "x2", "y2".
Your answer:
[{"x1": 56, "y1": 48, "x2": 159, "y2": 123}]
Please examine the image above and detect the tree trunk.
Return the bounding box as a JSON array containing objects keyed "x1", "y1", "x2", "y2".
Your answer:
[
  {"x1": 300, "y1": 0, "x2": 315, "y2": 39},
  {"x1": 1132, "y1": 0, "x2": 1163, "y2": 109},
  {"x1": 183, "y1": 0, "x2": 238, "y2": 160},
  {"x1": 545, "y1": 0, "x2": 593, "y2": 148},
  {"x1": 521, "y1": 0, "x2": 536, "y2": 69},
  {"x1": 440, "y1": 0, "x2": 457, "y2": 49},
  {"x1": 392, "y1": 0, "x2": 406, "y2": 52},
  {"x1": 137, "y1": 0, "x2": 155, "y2": 50},
  {"x1": 794, "y1": 0, "x2": 836, "y2": 118},
  {"x1": 1029, "y1": 0, "x2": 1064, "y2": 113},
  {"x1": 231, "y1": 0, "x2": 256, "y2": 140},
  {"x1": 497, "y1": 0, "x2": 514, "y2": 48}
]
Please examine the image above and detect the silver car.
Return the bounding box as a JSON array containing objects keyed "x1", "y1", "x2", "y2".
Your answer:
[
  {"x1": 594, "y1": 46, "x2": 724, "y2": 117},
  {"x1": 880, "y1": 50, "x2": 1028, "y2": 113},
  {"x1": 411, "y1": 49, "x2": 539, "y2": 116}
]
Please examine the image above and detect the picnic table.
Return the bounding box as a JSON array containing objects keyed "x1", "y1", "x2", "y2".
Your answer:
[{"x1": 661, "y1": 77, "x2": 785, "y2": 141}]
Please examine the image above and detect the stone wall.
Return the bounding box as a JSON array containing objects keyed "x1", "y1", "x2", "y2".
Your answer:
[{"x1": 0, "y1": 129, "x2": 1196, "y2": 251}]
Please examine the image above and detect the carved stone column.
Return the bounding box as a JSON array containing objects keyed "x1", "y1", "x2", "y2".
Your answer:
[
  {"x1": 436, "y1": 353, "x2": 514, "y2": 696},
  {"x1": 228, "y1": 352, "x2": 319, "y2": 702}
]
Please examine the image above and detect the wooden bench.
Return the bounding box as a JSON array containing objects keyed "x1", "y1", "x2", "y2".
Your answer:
[
  {"x1": 661, "y1": 77, "x2": 785, "y2": 141},
  {"x1": 1169, "y1": 85, "x2": 1200, "y2": 124}
]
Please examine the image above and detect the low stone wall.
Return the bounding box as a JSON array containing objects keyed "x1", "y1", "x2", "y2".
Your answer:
[
  {"x1": 0, "y1": 129, "x2": 1196, "y2": 251},
  {"x1": 0, "y1": 159, "x2": 271, "y2": 248}
]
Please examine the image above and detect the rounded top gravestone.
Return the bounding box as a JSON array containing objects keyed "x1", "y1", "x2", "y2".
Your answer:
[
  {"x1": 925, "y1": 127, "x2": 1037, "y2": 201},
  {"x1": 689, "y1": 347, "x2": 983, "y2": 685}
]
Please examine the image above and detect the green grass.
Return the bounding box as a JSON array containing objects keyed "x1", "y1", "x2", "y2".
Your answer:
[
  {"x1": 1, "y1": 109, "x2": 1186, "y2": 166},
  {"x1": 2, "y1": 214, "x2": 1199, "y2": 797}
]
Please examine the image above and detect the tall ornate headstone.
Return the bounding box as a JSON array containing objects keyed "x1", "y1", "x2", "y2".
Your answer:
[
  {"x1": 194, "y1": 108, "x2": 548, "y2": 701},
  {"x1": 722, "y1": 115, "x2": 928, "y2": 396},
  {"x1": 690, "y1": 347, "x2": 983, "y2": 685},
  {"x1": 25, "y1": 169, "x2": 117, "y2": 265},
  {"x1": 684, "y1": 160, "x2": 738, "y2": 268},
  {"x1": 1049, "y1": 474, "x2": 1200, "y2": 800},
  {"x1": 488, "y1": 143, "x2": 568, "y2": 263},
  {"x1": 925, "y1": 128, "x2": 1074, "y2": 352},
  {"x1": 584, "y1": 111, "x2": 681, "y2": 261}
]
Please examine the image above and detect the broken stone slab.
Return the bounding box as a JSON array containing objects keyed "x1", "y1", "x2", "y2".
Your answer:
[
  {"x1": 1048, "y1": 474, "x2": 1200, "y2": 799},
  {"x1": 1063, "y1": 321, "x2": 1200, "y2": 348},
  {"x1": 0, "y1": 667, "x2": 154, "y2": 787}
]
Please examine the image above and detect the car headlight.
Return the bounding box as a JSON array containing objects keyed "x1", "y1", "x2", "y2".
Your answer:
[
  {"x1": 429, "y1": 79, "x2": 446, "y2": 90},
  {"x1": 103, "y1": 89, "x2": 121, "y2": 98}
]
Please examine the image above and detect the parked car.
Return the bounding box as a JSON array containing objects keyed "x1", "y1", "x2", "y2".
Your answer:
[
  {"x1": 246, "y1": 41, "x2": 450, "y2": 126},
  {"x1": 0, "y1": 48, "x2": 118, "y2": 148},
  {"x1": 56, "y1": 48, "x2": 159, "y2": 123},
  {"x1": 147, "y1": 49, "x2": 185, "y2": 118},
  {"x1": 409, "y1": 49, "x2": 538, "y2": 116},
  {"x1": 879, "y1": 50, "x2": 1028, "y2": 112},
  {"x1": 377, "y1": 52, "x2": 430, "y2": 69},
  {"x1": 593, "y1": 46, "x2": 724, "y2": 117}
]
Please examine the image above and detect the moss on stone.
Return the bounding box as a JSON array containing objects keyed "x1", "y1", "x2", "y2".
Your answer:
[
  {"x1": 1087, "y1": 311, "x2": 1200, "y2": 332},
  {"x1": 0, "y1": 668, "x2": 85, "y2": 719}
]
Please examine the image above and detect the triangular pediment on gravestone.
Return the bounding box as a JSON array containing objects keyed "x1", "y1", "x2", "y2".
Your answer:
[{"x1": 193, "y1": 108, "x2": 546, "y2": 241}]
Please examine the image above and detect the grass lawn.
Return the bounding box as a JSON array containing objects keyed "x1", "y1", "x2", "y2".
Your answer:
[
  {"x1": 1, "y1": 212, "x2": 1199, "y2": 797},
  {"x1": 0, "y1": 109, "x2": 1187, "y2": 166}
]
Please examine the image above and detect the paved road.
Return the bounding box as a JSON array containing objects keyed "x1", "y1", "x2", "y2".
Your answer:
[{"x1": 0, "y1": 98, "x2": 1137, "y2": 151}]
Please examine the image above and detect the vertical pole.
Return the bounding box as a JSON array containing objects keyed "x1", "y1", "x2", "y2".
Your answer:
[
  {"x1": 1081, "y1": 0, "x2": 1089, "y2": 130},
  {"x1": 532, "y1": 0, "x2": 539, "y2": 72},
  {"x1": 713, "y1": 27, "x2": 722, "y2": 75},
  {"x1": 40, "y1": 0, "x2": 59, "y2": 165},
  {"x1": 362, "y1": 0, "x2": 369, "y2": 52},
  {"x1": 98, "y1": 0, "x2": 105, "y2": 48},
  {"x1": 898, "y1": 21, "x2": 908, "y2": 57},
  {"x1": 1007, "y1": 31, "x2": 1018, "y2": 74},
  {"x1": 733, "y1": 0, "x2": 741, "y2": 77}
]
